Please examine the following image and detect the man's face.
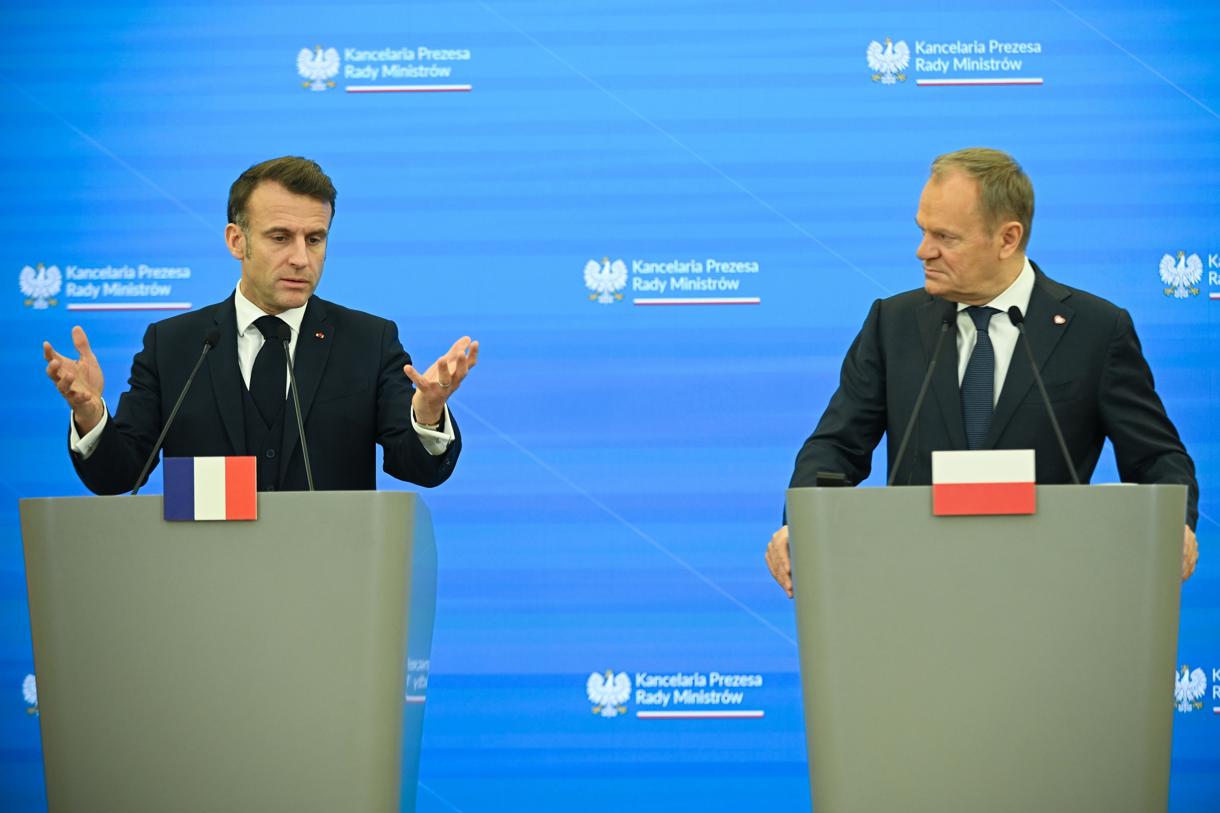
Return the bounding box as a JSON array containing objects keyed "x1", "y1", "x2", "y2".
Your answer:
[
  {"x1": 225, "y1": 181, "x2": 331, "y2": 315},
  {"x1": 915, "y1": 171, "x2": 1014, "y2": 305}
]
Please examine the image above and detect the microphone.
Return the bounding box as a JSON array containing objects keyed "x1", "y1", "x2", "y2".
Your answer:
[
  {"x1": 888, "y1": 301, "x2": 957, "y2": 486},
  {"x1": 275, "y1": 322, "x2": 315, "y2": 492},
  {"x1": 1006, "y1": 306, "x2": 1079, "y2": 485},
  {"x1": 131, "y1": 327, "x2": 221, "y2": 495}
]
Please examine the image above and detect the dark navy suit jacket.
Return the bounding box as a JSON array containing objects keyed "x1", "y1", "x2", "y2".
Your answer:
[
  {"x1": 72, "y1": 294, "x2": 460, "y2": 493},
  {"x1": 790, "y1": 264, "x2": 1198, "y2": 528}
]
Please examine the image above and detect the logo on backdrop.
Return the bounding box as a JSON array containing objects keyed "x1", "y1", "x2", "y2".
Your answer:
[
  {"x1": 866, "y1": 38, "x2": 910, "y2": 84},
  {"x1": 298, "y1": 45, "x2": 341, "y2": 91},
  {"x1": 19, "y1": 262, "x2": 193, "y2": 312},
  {"x1": 1175, "y1": 665, "x2": 1208, "y2": 712},
  {"x1": 19, "y1": 263, "x2": 62, "y2": 309},
  {"x1": 22, "y1": 674, "x2": 37, "y2": 716},
  {"x1": 587, "y1": 669, "x2": 631, "y2": 717},
  {"x1": 1158, "y1": 251, "x2": 1203, "y2": 299},
  {"x1": 584, "y1": 257, "x2": 628, "y2": 304},
  {"x1": 585, "y1": 668, "x2": 766, "y2": 719},
  {"x1": 869, "y1": 37, "x2": 1045, "y2": 86},
  {"x1": 295, "y1": 44, "x2": 474, "y2": 93}
]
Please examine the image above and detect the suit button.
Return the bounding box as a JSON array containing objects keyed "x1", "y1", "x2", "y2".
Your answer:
[{"x1": 266, "y1": 449, "x2": 276, "y2": 459}]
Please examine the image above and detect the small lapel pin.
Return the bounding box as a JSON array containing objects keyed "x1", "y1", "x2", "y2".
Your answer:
[
  {"x1": 315, "y1": 331, "x2": 326, "y2": 339},
  {"x1": 1053, "y1": 314, "x2": 1067, "y2": 326}
]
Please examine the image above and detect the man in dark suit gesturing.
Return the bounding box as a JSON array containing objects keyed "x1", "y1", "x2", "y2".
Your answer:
[
  {"x1": 43, "y1": 156, "x2": 477, "y2": 493},
  {"x1": 765, "y1": 148, "x2": 1198, "y2": 593}
]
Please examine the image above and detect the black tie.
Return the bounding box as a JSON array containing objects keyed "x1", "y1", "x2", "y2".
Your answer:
[
  {"x1": 250, "y1": 315, "x2": 288, "y2": 427},
  {"x1": 960, "y1": 306, "x2": 999, "y2": 450}
]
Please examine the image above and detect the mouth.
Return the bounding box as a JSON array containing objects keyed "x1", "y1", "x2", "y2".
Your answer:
[{"x1": 279, "y1": 277, "x2": 312, "y2": 290}]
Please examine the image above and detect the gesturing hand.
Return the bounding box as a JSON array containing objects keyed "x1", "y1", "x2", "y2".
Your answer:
[
  {"x1": 44, "y1": 326, "x2": 106, "y2": 434},
  {"x1": 404, "y1": 336, "x2": 479, "y2": 425},
  {"x1": 765, "y1": 525, "x2": 794, "y2": 598}
]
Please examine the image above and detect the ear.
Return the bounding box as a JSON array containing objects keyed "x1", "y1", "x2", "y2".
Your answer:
[
  {"x1": 224, "y1": 223, "x2": 246, "y2": 261},
  {"x1": 996, "y1": 220, "x2": 1023, "y2": 259}
]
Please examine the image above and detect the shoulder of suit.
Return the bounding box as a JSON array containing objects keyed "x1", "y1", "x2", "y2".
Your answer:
[
  {"x1": 1032, "y1": 266, "x2": 1126, "y2": 318},
  {"x1": 309, "y1": 295, "x2": 397, "y2": 329}
]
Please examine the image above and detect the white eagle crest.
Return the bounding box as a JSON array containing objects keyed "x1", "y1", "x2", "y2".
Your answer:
[
  {"x1": 22, "y1": 673, "x2": 38, "y2": 714},
  {"x1": 584, "y1": 257, "x2": 628, "y2": 304},
  {"x1": 1158, "y1": 251, "x2": 1202, "y2": 299},
  {"x1": 298, "y1": 46, "x2": 340, "y2": 91},
  {"x1": 19, "y1": 263, "x2": 62, "y2": 309},
  {"x1": 587, "y1": 669, "x2": 631, "y2": 718},
  {"x1": 867, "y1": 37, "x2": 910, "y2": 84},
  {"x1": 1174, "y1": 665, "x2": 1207, "y2": 712}
]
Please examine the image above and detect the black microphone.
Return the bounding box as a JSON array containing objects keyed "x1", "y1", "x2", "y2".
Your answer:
[
  {"x1": 276, "y1": 322, "x2": 315, "y2": 492},
  {"x1": 888, "y1": 301, "x2": 957, "y2": 486},
  {"x1": 131, "y1": 327, "x2": 221, "y2": 495},
  {"x1": 1006, "y1": 306, "x2": 1079, "y2": 485}
]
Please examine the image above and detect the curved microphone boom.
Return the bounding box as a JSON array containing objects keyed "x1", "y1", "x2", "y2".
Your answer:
[
  {"x1": 276, "y1": 322, "x2": 315, "y2": 492},
  {"x1": 131, "y1": 327, "x2": 221, "y2": 495},
  {"x1": 888, "y1": 301, "x2": 957, "y2": 486},
  {"x1": 1007, "y1": 306, "x2": 1079, "y2": 484}
]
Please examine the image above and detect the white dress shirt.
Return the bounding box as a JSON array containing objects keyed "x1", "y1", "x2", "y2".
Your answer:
[
  {"x1": 71, "y1": 284, "x2": 453, "y2": 457},
  {"x1": 954, "y1": 258, "x2": 1035, "y2": 406}
]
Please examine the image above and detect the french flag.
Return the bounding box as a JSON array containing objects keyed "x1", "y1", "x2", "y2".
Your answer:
[
  {"x1": 163, "y1": 457, "x2": 258, "y2": 521},
  {"x1": 932, "y1": 449, "x2": 1036, "y2": 516}
]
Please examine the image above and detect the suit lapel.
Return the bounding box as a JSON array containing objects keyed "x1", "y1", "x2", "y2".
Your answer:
[
  {"x1": 984, "y1": 268, "x2": 1074, "y2": 447},
  {"x1": 280, "y1": 297, "x2": 333, "y2": 481},
  {"x1": 918, "y1": 297, "x2": 968, "y2": 450},
  {"x1": 207, "y1": 296, "x2": 245, "y2": 452}
]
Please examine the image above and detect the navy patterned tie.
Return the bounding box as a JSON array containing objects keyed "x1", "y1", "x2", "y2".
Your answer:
[{"x1": 960, "y1": 306, "x2": 999, "y2": 450}]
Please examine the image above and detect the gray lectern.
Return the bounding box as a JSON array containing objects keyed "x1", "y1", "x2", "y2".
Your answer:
[
  {"x1": 20, "y1": 490, "x2": 436, "y2": 813},
  {"x1": 786, "y1": 484, "x2": 1185, "y2": 813}
]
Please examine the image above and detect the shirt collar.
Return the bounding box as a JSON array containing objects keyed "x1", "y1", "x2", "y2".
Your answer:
[
  {"x1": 234, "y1": 283, "x2": 309, "y2": 337},
  {"x1": 957, "y1": 257, "x2": 1035, "y2": 317}
]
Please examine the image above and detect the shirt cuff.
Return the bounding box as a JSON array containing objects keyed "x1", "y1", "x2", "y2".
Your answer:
[
  {"x1": 411, "y1": 405, "x2": 454, "y2": 456},
  {"x1": 69, "y1": 400, "x2": 109, "y2": 459}
]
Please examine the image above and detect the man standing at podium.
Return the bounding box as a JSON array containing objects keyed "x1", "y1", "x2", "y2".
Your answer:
[
  {"x1": 765, "y1": 148, "x2": 1198, "y2": 594},
  {"x1": 42, "y1": 156, "x2": 477, "y2": 493}
]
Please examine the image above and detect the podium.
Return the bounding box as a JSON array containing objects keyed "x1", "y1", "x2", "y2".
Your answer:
[
  {"x1": 20, "y1": 491, "x2": 436, "y2": 813},
  {"x1": 786, "y1": 484, "x2": 1185, "y2": 813}
]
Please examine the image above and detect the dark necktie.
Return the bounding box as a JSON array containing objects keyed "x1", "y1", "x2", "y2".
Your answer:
[
  {"x1": 960, "y1": 306, "x2": 999, "y2": 450},
  {"x1": 250, "y1": 315, "x2": 288, "y2": 427}
]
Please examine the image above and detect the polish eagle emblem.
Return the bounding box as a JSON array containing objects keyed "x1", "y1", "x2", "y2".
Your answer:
[
  {"x1": 22, "y1": 673, "x2": 38, "y2": 715},
  {"x1": 586, "y1": 669, "x2": 631, "y2": 718},
  {"x1": 584, "y1": 257, "x2": 628, "y2": 304},
  {"x1": 1174, "y1": 665, "x2": 1206, "y2": 713},
  {"x1": 1158, "y1": 251, "x2": 1202, "y2": 299},
  {"x1": 19, "y1": 263, "x2": 62, "y2": 309},
  {"x1": 298, "y1": 46, "x2": 340, "y2": 91},
  {"x1": 867, "y1": 37, "x2": 910, "y2": 84}
]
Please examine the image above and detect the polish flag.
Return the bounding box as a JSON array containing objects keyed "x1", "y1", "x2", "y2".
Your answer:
[
  {"x1": 931, "y1": 449, "x2": 1036, "y2": 516},
  {"x1": 163, "y1": 457, "x2": 258, "y2": 521}
]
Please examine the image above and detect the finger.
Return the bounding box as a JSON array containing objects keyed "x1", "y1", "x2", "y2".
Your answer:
[
  {"x1": 71, "y1": 326, "x2": 95, "y2": 361},
  {"x1": 466, "y1": 340, "x2": 479, "y2": 369},
  {"x1": 402, "y1": 364, "x2": 428, "y2": 388},
  {"x1": 43, "y1": 341, "x2": 69, "y2": 365}
]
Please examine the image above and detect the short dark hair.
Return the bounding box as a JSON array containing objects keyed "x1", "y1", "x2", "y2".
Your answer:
[{"x1": 227, "y1": 156, "x2": 337, "y2": 228}]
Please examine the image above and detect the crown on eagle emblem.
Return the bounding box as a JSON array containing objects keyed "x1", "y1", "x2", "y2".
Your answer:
[
  {"x1": 20, "y1": 263, "x2": 61, "y2": 309},
  {"x1": 584, "y1": 257, "x2": 628, "y2": 304},
  {"x1": 587, "y1": 669, "x2": 631, "y2": 718},
  {"x1": 867, "y1": 37, "x2": 910, "y2": 84},
  {"x1": 298, "y1": 46, "x2": 340, "y2": 91},
  {"x1": 1158, "y1": 251, "x2": 1202, "y2": 299}
]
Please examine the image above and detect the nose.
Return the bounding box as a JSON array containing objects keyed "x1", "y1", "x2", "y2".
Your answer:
[
  {"x1": 288, "y1": 235, "x2": 309, "y2": 269},
  {"x1": 916, "y1": 233, "x2": 937, "y2": 261}
]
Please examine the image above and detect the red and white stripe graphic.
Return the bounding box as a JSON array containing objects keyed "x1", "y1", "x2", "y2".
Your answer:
[
  {"x1": 636, "y1": 710, "x2": 764, "y2": 719},
  {"x1": 917, "y1": 78, "x2": 1043, "y2": 87},
  {"x1": 932, "y1": 449, "x2": 1036, "y2": 516}
]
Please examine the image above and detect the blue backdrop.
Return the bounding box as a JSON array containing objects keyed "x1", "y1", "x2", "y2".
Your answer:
[{"x1": 2, "y1": 1, "x2": 1218, "y2": 810}]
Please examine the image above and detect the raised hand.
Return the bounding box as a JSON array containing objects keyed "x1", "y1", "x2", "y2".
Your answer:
[
  {"x1": 404, "y1": 336, "x2": 479, "y2": 425},
  {"x1": 44, "y1": 325, "x2": 106, "y2": 434}
]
